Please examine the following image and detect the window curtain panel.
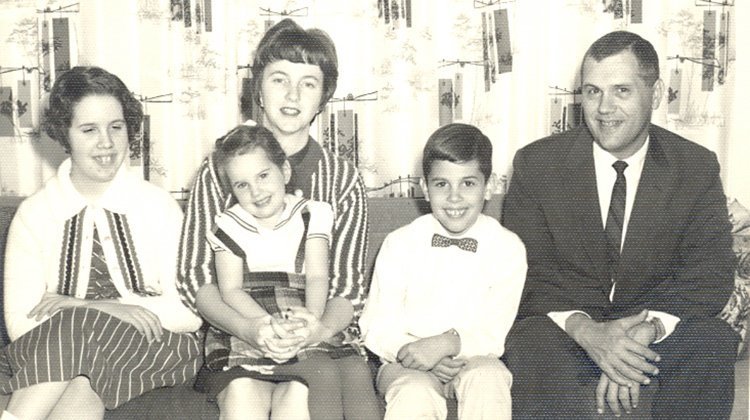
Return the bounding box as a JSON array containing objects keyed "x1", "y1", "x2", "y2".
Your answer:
[{"x1": 0, "y1": 0, "x2": 748, "y2": 205}]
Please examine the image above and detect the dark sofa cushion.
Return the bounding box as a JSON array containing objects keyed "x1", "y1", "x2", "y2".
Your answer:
[{"x1": 104, "y1": 382, "x2": 217, "y2": 420}]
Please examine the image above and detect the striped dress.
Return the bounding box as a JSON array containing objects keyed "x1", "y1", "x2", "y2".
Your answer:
[
  {"x1": 177, "y1": 138, "x2": 369, "y2": 335},
  {"x1": 1, "y1": 158, "x2": 202, "y2": 409},
  {"x1": 0, "y1": 307, "x2": 201, "y2": 409}
]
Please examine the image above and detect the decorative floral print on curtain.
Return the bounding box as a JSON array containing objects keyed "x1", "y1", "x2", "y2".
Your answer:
[{"x1": 0, "y1": 0, "x2": 747, "y2": 205}]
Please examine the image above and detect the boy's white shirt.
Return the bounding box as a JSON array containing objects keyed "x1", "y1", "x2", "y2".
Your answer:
[{"x1": 360, "y1": 213, "x2": 527, "y2": 363}]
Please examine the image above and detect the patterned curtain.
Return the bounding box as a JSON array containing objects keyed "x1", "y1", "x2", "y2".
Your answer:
[{"x1": 0, "y1": 0, "x2": 748, "y2": 206}]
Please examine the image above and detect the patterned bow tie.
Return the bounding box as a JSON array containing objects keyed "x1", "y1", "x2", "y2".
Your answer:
[{"x1": 431, "y1": 233, "x2": 478, "y2": 253}]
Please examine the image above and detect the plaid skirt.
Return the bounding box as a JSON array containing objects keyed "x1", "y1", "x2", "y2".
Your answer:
[
  {"x1": 204, "y1": 272, "x2": 361, "y2": 372},
  {"x1": 0, "y1": 307, "x2": 201, "y2": 409}
]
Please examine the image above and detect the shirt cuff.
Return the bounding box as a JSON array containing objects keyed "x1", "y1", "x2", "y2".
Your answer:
[
  {"x1": 548, "y1": 310, "x2": 590, "y2": 332},
  {"x1": 364, "y1": 333, "x2": 418, "y2": 364},
  {"x1": 646, "y1": 311, "x2": 680, "y2": 343}
]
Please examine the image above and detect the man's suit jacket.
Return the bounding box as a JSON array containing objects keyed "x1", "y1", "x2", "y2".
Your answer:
[{"x1": 502, "y1": 124, "x2": 734, "y2": 322}]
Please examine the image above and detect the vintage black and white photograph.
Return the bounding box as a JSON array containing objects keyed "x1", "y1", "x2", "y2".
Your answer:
[{"x1": 0, "y1": 0, "x2": 747, "y2": 418}]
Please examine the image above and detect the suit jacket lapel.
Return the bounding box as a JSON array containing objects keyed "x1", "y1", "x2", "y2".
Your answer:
[
  {"x1": 562, "y1": 128, "x2": 610, "y2": 276},
  {"x1": 618, "y1": 126, "x2": 675, "y2": 284}
]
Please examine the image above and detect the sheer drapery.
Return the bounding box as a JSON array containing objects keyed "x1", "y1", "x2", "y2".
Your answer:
[{"x1": 0, "y1": 0, "x2": 747, "y2": 204}]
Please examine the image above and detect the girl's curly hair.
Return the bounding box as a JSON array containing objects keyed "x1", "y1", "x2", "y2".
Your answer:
[
  {"x1": 43, "y1": 66, "x2": 143, "y2": 152},
  {"x1": 213, "y1": 125, "x2": 287, "y2": 192}
]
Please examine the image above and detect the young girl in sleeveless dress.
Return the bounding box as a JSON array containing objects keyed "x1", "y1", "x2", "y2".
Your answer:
[{"x1": 200, "y1": 125, "x2": 379, "y2": 420}]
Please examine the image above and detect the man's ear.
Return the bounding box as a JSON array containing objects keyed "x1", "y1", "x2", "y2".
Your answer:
[
  {"x1": 484, "y1": 173, "x2": 498, "y2": 201},
  {"x1": 651, "y1": 79, "x2": 665, "y2": 110},
  {"x1": 282, "y1": 160, "x2": 292, "y2": 184},
  {"x1": 420, "y1": 177, "x2": 430, "y2": 202}
]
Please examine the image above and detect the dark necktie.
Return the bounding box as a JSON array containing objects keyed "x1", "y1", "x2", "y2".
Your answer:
[
  {"x1": 431, "y1": 233, "x2": 478, "y2": 253},
  {"x1": 604, "y1": 161, "x2": 628, "y2": 275}
]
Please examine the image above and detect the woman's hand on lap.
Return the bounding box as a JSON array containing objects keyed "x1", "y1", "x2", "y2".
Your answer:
[
  {"x1": 239, "y1": 315, "x2": 275, "y2": 347},
  {"x1": 28, "y1": 292, "x2": 88, "y2": 321},
  {"x1": 285, "y1": 306, "x2": 334, "y2": 347},
  {"x1": 87, "y1": 302, "x2": 163, "y2": 343},
  {"x1": 271, "y1": 313, "x2": 309, "y2": 340},
  {"x1": 241, "y1": 315, "x2": 304, "y2": 363}
]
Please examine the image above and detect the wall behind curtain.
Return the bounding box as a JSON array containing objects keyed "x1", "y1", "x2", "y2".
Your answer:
[{"x1": 0, "y1": 0, "x2": 748, "y2": 205}]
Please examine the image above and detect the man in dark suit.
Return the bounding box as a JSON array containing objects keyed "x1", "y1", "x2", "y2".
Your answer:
[{"x1": 503, "y1": 31, "x2": 738, "y2": 419}]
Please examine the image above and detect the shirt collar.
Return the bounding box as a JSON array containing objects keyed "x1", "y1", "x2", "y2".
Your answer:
[
  {"x1": 429, "y1": 213, "x2": 485, "y2": 239},
  {"x1": 229, "y1": 194, "x2": 305, "y2": 231},
  {"x1": 592, "y1": 135, "x2": 650, "y2": 172},
  {"x1": 54, "y1": 158, "x2": 138, "y2": 218},
  {"x1": 286, "y1": 137, "x2": 323, "y2": 197}
]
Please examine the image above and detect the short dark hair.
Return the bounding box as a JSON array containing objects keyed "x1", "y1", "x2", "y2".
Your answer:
[
  {"x1": 251, "y1": 18, "x2": 338, "y2": 112},
  {"x1": 422, "y1": 123, "x2": 493, "y2": 181},
  {"x1": 43, "y1": 66, "x2": 143, "y2": 153},
  {"x1": 213, "y1": 125, "x2": 287, "y2": 191},
  {"x1": 583, "y1": 31, "x2": 660, "y2": 85}
]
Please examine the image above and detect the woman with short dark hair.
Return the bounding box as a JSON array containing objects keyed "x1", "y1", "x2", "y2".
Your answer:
[{"x1": 180, "y1": 18, "x2": 378, "y2": 419}]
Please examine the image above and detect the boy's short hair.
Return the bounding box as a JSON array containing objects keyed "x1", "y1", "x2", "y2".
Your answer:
[
  {"x1": 43, "y1": 66, "x2": 143, "y2": 153},
  {"x1": 250, "y1": 18, "x2": 338, "y2": 111},
  {"x1": 583, "y1": 30, "x2": 659, "y2": 86},
  {"x1": 213, "y1": 125, "x2": 287, "y2": 191},
  {"x1": 422, "y1": 123, "x2": 493, "y2": 181}
]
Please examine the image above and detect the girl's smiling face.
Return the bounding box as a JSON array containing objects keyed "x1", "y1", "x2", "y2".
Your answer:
[
  {"x1": 225, "y1": 147, "x2": 291, "y2": 228},
  {"x1": 67, "y1": 95, "x2": 129, "y2": 195}
]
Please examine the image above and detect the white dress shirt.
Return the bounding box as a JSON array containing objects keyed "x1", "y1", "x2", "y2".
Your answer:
[{"x1": 360, "y1": 214, "x2": 527, "y2": 363}]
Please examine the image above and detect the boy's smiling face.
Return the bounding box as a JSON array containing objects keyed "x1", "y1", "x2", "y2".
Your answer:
[{"x1": 421, "y1": 159, "x2": 492, "y2": 236}]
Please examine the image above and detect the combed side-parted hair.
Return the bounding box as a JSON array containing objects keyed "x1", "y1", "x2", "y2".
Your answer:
[
  {"x1": 422, "y1": 123, "x2": 493, "y2": 181},
  {"x1": 583, "y1": 30, "x2": 660, "y2": 86},
  {"x1": 43, "y1": 66, "x2": 143, "y2": 152},
  {"x1": 250, "y1": 18, "x2": 338, "y2": 111},
  {"x1": 213, "y1": 125, "x2": 287, "y2": 191}
]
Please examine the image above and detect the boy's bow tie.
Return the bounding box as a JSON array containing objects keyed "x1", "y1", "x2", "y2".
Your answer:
[{"x1": 431, "y1": 233, "x2": 478, "y2": 253}]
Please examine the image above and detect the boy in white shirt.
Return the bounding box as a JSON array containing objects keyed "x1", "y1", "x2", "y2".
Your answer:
[{"x1": 360, "y1": 123, "x2": 527, "y2": 419}]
